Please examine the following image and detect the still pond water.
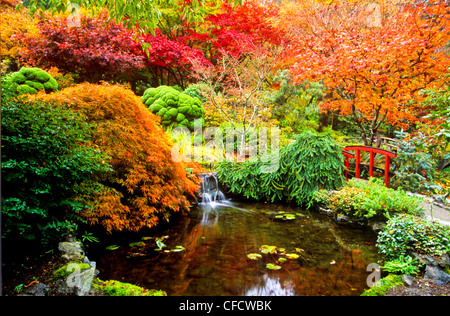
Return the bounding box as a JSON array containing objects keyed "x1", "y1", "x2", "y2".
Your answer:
[{"x1": 90, "y1": 201, "x2": 380, "y2": 296}]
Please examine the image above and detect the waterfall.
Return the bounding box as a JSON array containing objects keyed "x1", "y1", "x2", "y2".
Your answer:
[{"x1": 199, "y1": 172, "x2": 226, "y2": 206}]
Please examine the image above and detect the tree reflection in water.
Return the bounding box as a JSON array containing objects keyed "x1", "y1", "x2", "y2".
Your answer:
[{"x1": 92, "y1": 201, "x2": 379, "y2": 296}]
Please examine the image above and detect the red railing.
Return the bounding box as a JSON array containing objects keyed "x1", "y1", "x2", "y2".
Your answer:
[{"x1": 342, "y1": 146, "x2": 397, "y2": 188}]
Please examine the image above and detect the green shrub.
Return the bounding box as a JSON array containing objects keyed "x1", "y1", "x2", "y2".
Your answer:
[
  {"x1": 327, "y1": 178, "x2": 424, "y2": 219},
  {"x1": 377, "y1": 214, "x2": 450, "y2": 261},
  {"x1": 5, "y1": 67, "x2": 58, "y2": 95},
  {"x1": 142, "y1": 85, "x2": 204, "y2": 131},
  {"x1": 391, "y1": 130, "x2": 437, "y2": 193},
  {"x1": 1, "y1": 83, "x2": 111, "y2": 243},
  {"x1": 217, "y1": 131, "x2": 345, "y2": 207}
]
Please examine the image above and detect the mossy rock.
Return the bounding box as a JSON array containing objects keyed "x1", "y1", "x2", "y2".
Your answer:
[
  {"x1": 53, "y1": 263, "x2": 90, "y2": 279},
  {"x1": 361, "y1": 274, "x2": 403, "y2": 296},
  {"x1": 92, "y1": 279, "x2": 166, "y2": 296}
]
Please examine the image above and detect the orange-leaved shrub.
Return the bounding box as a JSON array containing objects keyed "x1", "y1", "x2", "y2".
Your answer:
[{"x1": 32, "y1": 83, "x2": 202, "y2": 232}]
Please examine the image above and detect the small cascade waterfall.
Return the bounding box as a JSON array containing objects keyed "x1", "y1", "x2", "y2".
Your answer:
[{"x1": 199, "y1": 172, "x2": 226, "y2": 206}]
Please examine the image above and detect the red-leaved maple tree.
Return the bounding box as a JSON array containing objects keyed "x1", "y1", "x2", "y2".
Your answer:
[
  {"x1": 180, "y1": 0, "x2": 285, "y2": 61},
  {"x1": 19, "y1": 12, "x2": 145, "y2": 83},
  {"x1": 136, "y1": 28, "x2": 211, "y2": 88}
]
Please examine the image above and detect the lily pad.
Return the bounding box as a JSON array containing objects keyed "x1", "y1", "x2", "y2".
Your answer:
[
  {"x1": 106, "y1": 244, "x2": 120, "y2": 251},
  {"x1": 273, "y1": 213, "x2": 296, "y2": 220},
  {"x1": 266, "y1": 263, "x2": 281, "y2": 270},
  {"x1": 171, "y1": 245, "x2": 185, "y2": 252},
  {"x1": 260, "y1": 245, "x2": 278, "y2": 254},
  {"x1": 278, "y1": 258, "x2": 287, "y2": 263},
  {"x1": 285, "y1": 253, "x2": 300, "y2": 259},
  {"x1": 247, "y1": 253, "x2": 262, "y2": 260},
  {"x1": 129, "y1": 241, "x2": 145, "y2": 248}
]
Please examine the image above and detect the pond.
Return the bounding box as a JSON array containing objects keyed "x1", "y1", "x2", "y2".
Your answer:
[{"x1": 90, "y1": 199, "x2": 380, "y2": 296}]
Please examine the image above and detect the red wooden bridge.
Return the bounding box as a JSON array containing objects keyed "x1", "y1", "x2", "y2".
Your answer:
[{"x1": 342, "y1": 146, "x2": 397, "y2": 188}]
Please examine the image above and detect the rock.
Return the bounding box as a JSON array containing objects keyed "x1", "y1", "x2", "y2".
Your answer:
[
  {"x1": 368, "y1": 219, "x2": 385, "y2": 233},
  {"x1": 413, "y1": 252, "x2": 450, "y2": 268},
  {"x1": 55, "y1": 261, "x2": 97, "y2": 296},
  {"x1": 336, "y1": 214, "x2": 350, "y2": 223},
  {"x1": 58, "y1": 241, "x2": 83, "y2": 254},
  {"x1": 59, "y1": 241, "x2": 85, "y2": 262},
  {"x1": 401, "y1": 274, "x2": 415, "y2": 287},
  {"x1": 318, "y1": 206, "x2": 334, "y2": 217},
  {"x1": 336, "y1": 214, "x2": 367, "y2": 227},
  {"x1": 76, "y1": 264, "x2": 97, "y2": 296},
  {"x1": 54, "y1": 241, "x2": 98, "y2": 296},
  {"x1": 22, "y1": 283, "x2": 51, "y2": 296},
  {"x1": 423, "y1": 265, "x2": 450, "y2": 286}
]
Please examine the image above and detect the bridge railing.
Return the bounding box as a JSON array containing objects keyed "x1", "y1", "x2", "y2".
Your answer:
[{"x1": 342, "y1": 146, "x2": 397, "y2": 188}]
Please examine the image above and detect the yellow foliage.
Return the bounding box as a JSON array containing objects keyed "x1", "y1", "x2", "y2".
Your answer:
[{"x1": 0, "y1": 7, "x2": 38, "y2": 73}]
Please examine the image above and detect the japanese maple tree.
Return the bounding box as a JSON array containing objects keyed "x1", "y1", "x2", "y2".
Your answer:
[
  {"x1": 278, "y1": 0, "x2": 450, "y2": 146},
  {"x1": 180, "y1": 0, "x2": 285, "y2": 61},
  {"x1": 19, "y1": 12, "x2": 145, "y2": 83},
  {"x1": 136, "y1": 29, "x2": 211, "y2": 88}
]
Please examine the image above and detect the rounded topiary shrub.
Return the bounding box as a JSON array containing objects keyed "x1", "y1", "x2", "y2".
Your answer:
[
  {"x1": 5, "y1": 67, "x2": 58, "y2": 95},
  {"x1": 142, "y1": 85, "x2": 204, "y2": 131}
]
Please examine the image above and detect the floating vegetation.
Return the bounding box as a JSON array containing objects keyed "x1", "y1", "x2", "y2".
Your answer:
[
  {"x1": 247, "y1": 253, "x2": 262, "y2": 260},
  {"x1": 274, "y1": 213, "x2": 296, "y2": 221},
  {"x1": 266, "y1": 263, "x2": 282, "y2": 270},
  {"x1": 106, "y1": 244, "x2": 120, "y2": 251},
  {"x1": 285, "y1": 253, "x2": 300, "y2": 259},
  {"x1": 129, "y1": 241, "x2": 145, "y2": 248},
  {"x1": 171, "y1": 245, "x2": 186, "y2": 252},
  {"x1": 260, "y1": 245, "x2": 278, "y2": 254}
]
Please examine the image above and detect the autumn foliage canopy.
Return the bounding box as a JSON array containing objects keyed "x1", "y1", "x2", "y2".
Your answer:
[{"x1": 277, "y1": 0, "x2": 450, "y2": 145}]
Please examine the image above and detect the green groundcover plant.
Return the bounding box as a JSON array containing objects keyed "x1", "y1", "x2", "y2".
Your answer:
[
  {"x1": 377, "y1": 214, "x2": 450, "y2": 261},
  {"x1": 324, "y1": 178, "x2": 423, "y2": 219}
]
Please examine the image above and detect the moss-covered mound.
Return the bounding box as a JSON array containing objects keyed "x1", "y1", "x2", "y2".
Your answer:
[{"x1": 5, "y1": 67, "x2": 58, "y2": 95}]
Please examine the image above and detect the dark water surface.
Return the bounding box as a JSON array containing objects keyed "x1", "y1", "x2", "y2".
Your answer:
[{"x1": 90, "y1": 201, "x2": 380, "y2": 296}]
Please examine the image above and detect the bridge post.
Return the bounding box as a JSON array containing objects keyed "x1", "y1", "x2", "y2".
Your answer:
[
  {"x1": 384, "y1": 156, "x2": 391, "y2": 188},
  {"x1": 355, "y1": 149, "x2": 361, "y2": 179}
]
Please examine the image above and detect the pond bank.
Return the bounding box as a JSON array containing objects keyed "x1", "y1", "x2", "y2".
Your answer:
[
  {"x1": 5, "y1": 198, "x2": 449, "y2": 296},
  {"x1": 9, "y1": 239, "x2": 166, "y2": 296}
]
